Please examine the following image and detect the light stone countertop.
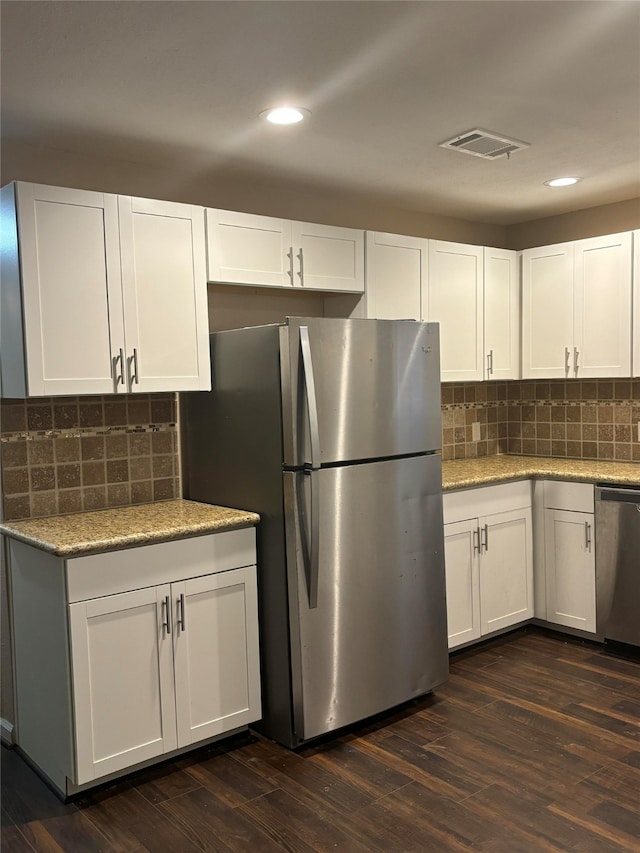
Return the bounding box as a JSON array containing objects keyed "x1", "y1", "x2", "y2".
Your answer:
[
  {"x1": 442, "y1": 455, "x2": 640, "y2": 491},
  {"x1": 0, "y1": 499, "x2": 260, "y2": 557}
]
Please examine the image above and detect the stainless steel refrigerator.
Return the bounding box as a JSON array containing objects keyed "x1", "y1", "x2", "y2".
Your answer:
[{"x1": 182, "y1": 317, "x2": 448, "y2": 748}]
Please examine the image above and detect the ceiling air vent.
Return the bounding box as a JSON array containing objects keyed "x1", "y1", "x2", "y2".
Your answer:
[{"x1": 440, "y1": 129, "x2": 530, "y2": 159}]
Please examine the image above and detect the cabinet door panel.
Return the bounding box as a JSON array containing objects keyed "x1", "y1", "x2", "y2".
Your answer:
[
  {"x1": 69, "y1": 585, "x2": 177, "y2": 784},
  {"x1": 544, "y1": 509, "x2": 596, "y2": 632},
  {"x1": 574, "y1": 232, "x2": 632, "y2": 378},
  {"x1": 484, "y1": 247, "x2": 519, "y2": 380},
  {"x1": 365, "y1": 232, "x2": 425, "y2": 320},
  {"x1": 479, "y1": 508, "x2": 533, "y2": 634},
  {"x1": 206, "y1": 209, "x2": 293, "y2": 287},
  {"x1": 173, "y1": 566, "x2": 261, "y2": 746},
  {"x1": 444, "y1": 519, "x2": 481, "y2": 649},
  {"x1": 427, "y1": 241, "x2": 483, "y2": 381},
  {"x1": 17, "y1": 183, "x2": 123, "y2": 395},
  {"x1": 522, "y1": 243, "x2": 574, "y2": 378},
  {"x1": 119, "y1": 197, "x2": 210, "y2": 392},
  {"x1": 293, "y1": 221, "x2": 364, "y2": 292}
]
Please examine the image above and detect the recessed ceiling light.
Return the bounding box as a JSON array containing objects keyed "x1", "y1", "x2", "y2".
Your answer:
[
  {"x1": 544, "y1": 176, "x2": 582, "y2": 187},
  {"x1": 260, "y1": 106, "x2": 310, "y2": 125}
]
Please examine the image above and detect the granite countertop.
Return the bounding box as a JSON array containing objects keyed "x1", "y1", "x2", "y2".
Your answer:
[
  {"x1": 0, "y1": 499, "x2": 260, "y2": 557},
  {"x1": 442, "y1": 455, "x2": 640, "y2": 491}
]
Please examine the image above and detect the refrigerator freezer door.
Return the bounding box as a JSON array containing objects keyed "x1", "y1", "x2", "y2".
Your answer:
[
  {"x1": 282, "y1": 317, "x2": 442, "y2": 467},
  {"x1": 284, "y1": 453, "x2": 448, "y2": 744}
]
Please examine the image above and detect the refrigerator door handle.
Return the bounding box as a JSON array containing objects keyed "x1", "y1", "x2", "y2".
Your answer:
[
  {"x1": 305, "y1": 470, "x2": 320, "y2": 608},
  {"x1": 299, "y1": 325, "x2": 321, "y2": 468}
]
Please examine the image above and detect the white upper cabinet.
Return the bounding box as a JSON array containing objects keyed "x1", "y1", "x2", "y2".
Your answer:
[
  {"x1": 521, "y1": 242, "x2": 574, "y2": 379},
  {"x1": 484, "y1": 247, "x2": 519, "y2": 380},
  {"x1": 633, "y1": 230, "x2": 639, "y2": 377},
  {"x1": 206, "y1": 208, "x2": 364, "y2": 293},
  {"x1": 364, "y1": 231, "x2": 426, "y2": 320},
  {"x1": 522, "y1": 233, "x2": 633, "y2": 379},
  {"x1": 427, "y1": 241, "x2": 484, "y2": 382},
  {"x1": 1, "y1": 183, "x2": 125, "y2": 397},
  {"x1": 574, "y1": 232, "x2": 632, "y2": 378},
  {"x1": 205, "y1": 210, "x2": 293, "y2": 287},
  {"x1": 1, "y1": 182, "x2": 210, "y2": 397},
  {"x1": 118, "y1": 196, "x2": 210, "y2": 392}
]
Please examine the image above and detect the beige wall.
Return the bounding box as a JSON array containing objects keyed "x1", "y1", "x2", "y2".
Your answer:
[
  {"x1": 1, "y1": 139, "x2": 508, "y2": 246},
  {"x1": 507, "y1": 197, "x2": 640, "y2": 250}
]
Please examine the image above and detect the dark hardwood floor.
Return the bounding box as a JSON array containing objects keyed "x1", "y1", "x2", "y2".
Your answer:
[{"x1": 2, "y1": 627, "x2": 639, "y2": 852}]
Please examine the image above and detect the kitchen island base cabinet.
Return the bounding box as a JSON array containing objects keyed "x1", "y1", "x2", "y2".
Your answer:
[
  {"x1": 443, "y1": 481, "x2": 533, "y2": 650},
  {"x1": 9, "y1": 529, "x2": 260, "y2": 795}
]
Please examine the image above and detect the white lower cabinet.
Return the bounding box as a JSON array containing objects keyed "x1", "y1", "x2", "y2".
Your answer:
[
  {"x1": 535, "y1": 481, "x2": 596, "y2": 633},
  {"x1": 443, "y1": 481, "x2": 533, "y2": 650},
  {"x1": 9, "y1": 528, "x2": 261, "y2": 794}
]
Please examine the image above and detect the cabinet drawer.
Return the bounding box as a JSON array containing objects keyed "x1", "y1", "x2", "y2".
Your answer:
[
  {"x1": 542, "y1": 480, "x2": 593, "y2": 513},
  {"x1": 67, "y1": 528, "x2": 256, "y2": 602},
  {"x1": 443, "y1": 480, "x2": 531, "y2": 524}
]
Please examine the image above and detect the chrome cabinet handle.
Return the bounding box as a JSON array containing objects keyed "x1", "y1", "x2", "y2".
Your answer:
[
  {"x1": 473, "y1": 527, "x2": 481, "y2": 554},
  {"x1": 481, "y1": 524, "x2": 489, "y2": 552},
  {"x1": 161, "y1": 595, "x2": 171, "y2": 634},
  {"x1": 574, "y1": 347, "x2": 579, "y2": 376},
  {"x1": 287, "y1": 245, "x2": 294, "y2": 283},
  {"x1": 128, "y1": 347, "x2": 139, "y2": 386},
  {"x1": 297, "y1": 247, "x2": 304, "y2": 285},
  {"x1": 585, "y1": 521, "x2": 591, "y2": 552},
  {"x1": 177, "y1": 593, "x2": 186, "y2": 631},
  {"x1": 113, "y1": 348, "x2": 125, "y2": 388},
  {"x1": 487, "y1": 350, "x2": 494, "y2": 377},
  {"x1": 564, "y1": 347, "x2": 570, "y2": 376}
]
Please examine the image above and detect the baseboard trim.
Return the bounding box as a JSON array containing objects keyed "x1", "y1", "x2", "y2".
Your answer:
[{"x1": 1, "y1": 717, "x2": 15, "y2": 746}]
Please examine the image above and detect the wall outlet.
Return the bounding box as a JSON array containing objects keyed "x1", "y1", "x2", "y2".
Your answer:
[
  {"x1": 637, "y1": 421, "x2": 640, "y2": 443},
  {"x1": 472, "y1": 421, "x2": 481, "y2": 442}
]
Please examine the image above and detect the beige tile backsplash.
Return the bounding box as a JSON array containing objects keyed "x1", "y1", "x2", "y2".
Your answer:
[
  {"x1": 441, "y1": 379, "x2": 640, "y2": 463},
  {"x1": 1, "y1": 394, "x2": 179, "y2": 521},
  {"x1": 2, "y1": 380, "x2": 638, "y2": 521}
]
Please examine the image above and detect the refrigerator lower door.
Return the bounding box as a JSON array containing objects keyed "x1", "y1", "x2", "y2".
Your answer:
[{"x1": 283, "y1": 453, "x2": 448, "y2": 744}]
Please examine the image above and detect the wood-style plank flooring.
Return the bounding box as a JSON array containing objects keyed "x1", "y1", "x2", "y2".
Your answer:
[{"x1": 2, "y1": 627, "x2": 639, "y2": 852}]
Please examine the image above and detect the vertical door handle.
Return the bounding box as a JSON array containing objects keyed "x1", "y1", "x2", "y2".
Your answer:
[
  {"x1": 585, "y1": 521, "x2": 591, "y2": 552},
  {"x1": 297, "y1": 247, "x2": 304, "y2": 285},
  {"x1": 299, "y1": 326, "x2": 321, "y2": 469},
  {"x1": 113, "y1": 348, "x2": 125, "y2": 389},
  {"x1": 574, "y1": 348, "x2": 579, "y2": 376},
  {"x1": 481, "y1": 524, "x2": 489, "y2": 552},
  {"x1": 287, "y1": 246, "x2": 294, "y2": 283},
  {"x1": 161, "y1": 595, "x2": 171, "y2": 634},
  {"x1": 487, "y1": 349, "x2": 494, "y2": 377},
  {"x1": 564, "y1": 347, "x2": 570, "y2": 376},
  {"x1": 473, "y1": 527, "x2": 481, "y2": 554},
  {"x1": 177, "y1": 593, "x2": 186, "y2": 631},
  {"x1": 128, "y1": 347, "x2": 139, "y2": 387}
]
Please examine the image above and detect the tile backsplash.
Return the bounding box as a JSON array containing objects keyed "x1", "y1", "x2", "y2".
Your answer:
[
  {"x1": 2, "y1": 380, "x2": 637, "y2": 522},
  {"x1": 442, "y1": 379, "x2": 640, "y2": 462},
  {"x1": 1, "y1": 394, "x2": 179, "y2": 521}
]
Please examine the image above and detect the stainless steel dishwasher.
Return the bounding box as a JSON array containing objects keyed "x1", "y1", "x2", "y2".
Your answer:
[{"x1": 595, "y1": 485, "x2": 640, "y2": 649}]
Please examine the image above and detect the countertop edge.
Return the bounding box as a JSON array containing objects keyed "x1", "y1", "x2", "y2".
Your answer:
[
  {"x1": 0, "y1": 519, "x2": 259, "y2": 558},
  {"x1": 442, "y1": 459, "x2": 640, "y2": 491}
]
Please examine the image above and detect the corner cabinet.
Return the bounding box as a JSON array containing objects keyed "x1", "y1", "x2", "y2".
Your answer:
[
  {"x1": 443, "y1": 481, "x2": 533, "y2": 649},
  {"x1": 522, "y1": 232, "x2": 633, "y2": 379},
  {"x1": 634, "y1": 230, "x2": 640, "y2": 378},
  {"x1": 534, "y1": 480, "x2": 596, "y2": 634},
  {"x1": 206, "y1": 208, "x2": 365, "y2": 293},
  {"x1": 9, "y1": 529, "x2": 261, "y2": 796},
  {"x1": 0, "y1": 182, "x2": 210, "y2": 397},
  {"x1": 364, "y1": 235, "x2": 519, "y2": 382}
]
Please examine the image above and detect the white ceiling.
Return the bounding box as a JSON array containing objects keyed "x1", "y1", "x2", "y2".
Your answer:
[{"x1": 2, "y1": 0, "x2": 639, "y2": 225}]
